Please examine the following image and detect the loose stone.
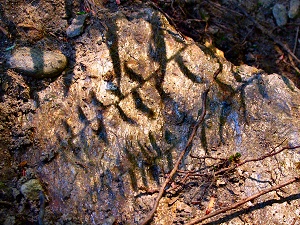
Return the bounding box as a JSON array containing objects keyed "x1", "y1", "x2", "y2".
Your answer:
[
  {"x1": 66, "y1": 14, "x2": 88, "y2": 38},
  {"x1": 289, "y1": 0, "x2": 300, "y2": 18},
  {"x1": 20, "y1": 179, "x2": 44, "y2": 201},
  {"x1": 8, "y1": 47, "x2": 67, "y2": 78},
  {"x1": 272, "y1": 4, "x2": 288, "y2": 26}
]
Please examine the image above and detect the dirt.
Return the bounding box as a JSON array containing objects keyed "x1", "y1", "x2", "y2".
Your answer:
[
  {"x1": 159, "y1": 0, "x2": 300, "y2": 88},
  {"x1": 0, "y1": 0, "x2": 299, "y2": 224}
]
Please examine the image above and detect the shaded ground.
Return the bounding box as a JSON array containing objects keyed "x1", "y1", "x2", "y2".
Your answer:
[
  {"x1": 157, "y1": 0, "x2": 300, "y2": 88},
  {"x1": 0, "y1": 0, "x2": 299, "y2": 224}
]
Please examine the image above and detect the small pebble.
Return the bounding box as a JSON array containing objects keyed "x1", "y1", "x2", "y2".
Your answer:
[
  {"x1": 8, "y1": 47, "x2": 67, "y2": 78},
  {"x1": 66, "y1": 14, "x2": 88, "y2": 38},
  {"x1": 273, "y1": 4, "x2": 288, "y2": 26},
  {"x1": 289, "y1": 0, "x2": 300, "y2": 18}
]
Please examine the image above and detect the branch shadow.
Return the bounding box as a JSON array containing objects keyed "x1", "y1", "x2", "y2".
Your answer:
[
  {"x1": 203, "y1": 193, "x2": 300, "y2": 225},
  {"x1": 106, "y1": 17, "x2": 122, "y2": 87},
  {"x1": 175, "y1": 54, "x2": 203, "y2": 83},
  {"x1": 149, "y1": 11, "x2": 167, "y2": 99},
  {"x1": 215, "y1": 71, "x2": 271, "y2": 146}
]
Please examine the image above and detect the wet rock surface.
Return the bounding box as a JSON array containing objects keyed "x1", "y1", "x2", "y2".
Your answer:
[{"x1": 0, "y1": 1, "x2": 300, "y2": 225}]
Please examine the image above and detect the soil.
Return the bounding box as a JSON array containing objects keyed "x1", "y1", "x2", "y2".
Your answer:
[{"x1": 0, "y1": 0, "x2": 299, "y2": 224}]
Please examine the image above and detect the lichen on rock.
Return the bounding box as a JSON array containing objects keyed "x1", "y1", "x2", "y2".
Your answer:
[{"x1": 20, "y1": 179, "x2": 44, "y2": 201}]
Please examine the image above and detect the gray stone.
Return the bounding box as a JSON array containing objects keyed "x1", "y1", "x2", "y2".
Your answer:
[
  {"x1": 66, "y1": 14, "x2": 88, "y2": 38},
  {"x1": 20, "y1": 5, "x2": 300, "y2": 225},
  {"x1": 8, "y1": 47, "x2": 67, "y2": 78},
  {"x1": 289, "y1": 0, "x2": 300, "y2": 18},
  {"x1": 273, "y1": 4, "x2": 288, "y2": 26},
  {"x1": 20, "y1": 179, "x2": 44, "y2": 201}
]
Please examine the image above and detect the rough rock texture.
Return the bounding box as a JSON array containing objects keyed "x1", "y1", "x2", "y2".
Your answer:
[
  {"x1": 272, "y1": 4, "x2": 288, "y2": 26},
  {"x1": 8, "y1": 47, "x2": 67, "y2": 78},
  {"x1": 66, "y1": 14, "x2": 89, "y2": 38},
  {"x1": 1, "y1": 3, "x2": 300, "y2": 225},
  {"x1": 20, "y1": 179, "x2": 44, "y2": 201},
  {"x1": 289, "y1": 0, "x2": 300, "y2": 18}
]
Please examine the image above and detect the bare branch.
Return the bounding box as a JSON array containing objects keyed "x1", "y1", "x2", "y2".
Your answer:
[
  {"x1": 238, "y1": 6, "x2": 300, "y2": 64},
  {"x1": 186, "y1": 176, "x2": 300, "y2": 225},
  {"x1": 215, "y1": 145, "x2": 300, "y2": 176},
  {"x1": 140, "y1": 89, "x2": 210, "y2": 225}
]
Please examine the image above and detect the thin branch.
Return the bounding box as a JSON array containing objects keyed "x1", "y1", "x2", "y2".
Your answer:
[
  {"x1": 270, "y1": 138, "x2": 287, "y2": 153},
  {"x1": 186, "y1": 176, "x2": 300, "y2": 225},
  {"x1": 288, "y1": 54, "x2": 300, "y2": 74},
  {"x1": 148, "y1": 1, "x2": 186, "y2": 41},
  {"x1": 238, "y1": 6, "x2": 300, "y2": 64},
  {"x1": 140, "y1": 89, "x2": 210, "y2": 225},
  {"x1": 206, "y1": 0, "x2": 243, "y2": 16},
  {"x1": 190, "y1": 154, "x2": 227, "y2": 161},
  {"x1": 293, "y1": 26, "x2": 299, "y2": 54},
  {"x1": 215, "y1": 145, "x2": 300, "y2": 176}
]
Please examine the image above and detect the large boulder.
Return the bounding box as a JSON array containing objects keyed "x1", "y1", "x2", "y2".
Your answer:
[{"x1": 10, "y1": 4, "x2": 300, "y2": 225}]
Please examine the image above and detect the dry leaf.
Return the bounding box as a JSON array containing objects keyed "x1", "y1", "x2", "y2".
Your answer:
[{"x1": 205, "y1": 197, "x2": 215, "y2": 215}]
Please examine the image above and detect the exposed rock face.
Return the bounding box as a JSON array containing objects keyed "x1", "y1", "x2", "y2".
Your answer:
[
  {"x1": 5, "y1": 4, "x2": 300, "y2": 225},
  {"x1": 8, "y1": 47, "x2": 67, "y2": 78}
]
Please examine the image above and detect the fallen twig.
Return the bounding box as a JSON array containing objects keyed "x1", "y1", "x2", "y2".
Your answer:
[
  {"x1": 148, "y1": 1, "x2": 188, "y2": 42},
  {"x1": 293, "y1": 26, "x2": 299, "y2": 54},
  {"x1": 238, "y1": 6, "x2": 300, "y2": 64},
  {"x1": 173, "y1": 141, "x2": 299, "y2": 187},
  {"x1": 0, "y1": 25, "x2": 9, "y2": 37},
  {"x1": 288, "y1": 54, "x2": 300, "y2": 74},
  {"x1": 215, "y1": 145, "x2": 300, "y2": 176},
  {"x1": 206, "y1": 0, "x2": 243, "y2": 16},
  {"x1": 186, "y1": 176, "x2": 300, "y2": 225},
  {"x1": 140, "y1": 89, "x2": 210, "y2": 225}
]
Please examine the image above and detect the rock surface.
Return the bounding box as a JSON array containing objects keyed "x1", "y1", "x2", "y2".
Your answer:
[
  {"x1": 66, "y1": 14, "x2": 88, "y2": 38},
  {"x1": 289, "y1": 0, "x2": 300, "y2": 18},
  {"x1": 8, "y1": 47, "x2": 67, "y2": 78},
  {"x1": 20, "y1": 179, "x2": 44, "y2": 201},
  {"x1": 1, "y1": 3, "x2": 300, "y2": 225},
  {"x1": 273, "y1": 4, "x2": 288, "y2": 26}
]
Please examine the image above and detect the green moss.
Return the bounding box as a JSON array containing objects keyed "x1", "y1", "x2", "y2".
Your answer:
[
  {"x1": 228, "y1": 152, "x2": 241, "y2": 162},
  {"x1": 0, "y1": 181, "x2": 7, "y2": 189}
]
